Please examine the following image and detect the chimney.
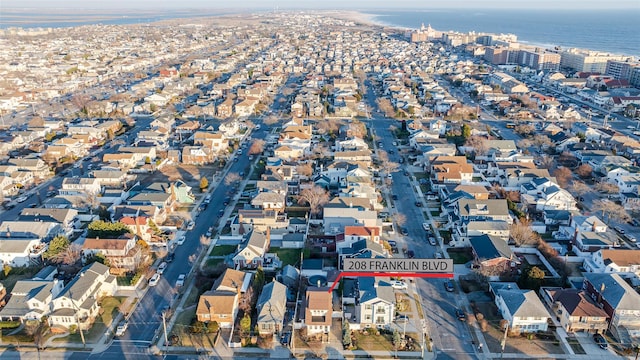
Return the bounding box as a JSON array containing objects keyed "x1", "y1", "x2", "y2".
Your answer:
[
  {"x1": 317, "y1": 280, "x2": 321, "y2": 287},
  {"x1": 6, "y1": 227, "x2": 10, "y2": 238}
]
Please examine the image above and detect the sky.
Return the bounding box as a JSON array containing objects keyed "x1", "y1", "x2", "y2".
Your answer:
[{"x1": 3, "y1": 0, "x2": 639, "y2": 10}]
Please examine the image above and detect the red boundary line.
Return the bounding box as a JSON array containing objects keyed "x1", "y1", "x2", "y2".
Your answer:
[{"x1": 327, "y1": 272, "x2": 454, "y2": 292}]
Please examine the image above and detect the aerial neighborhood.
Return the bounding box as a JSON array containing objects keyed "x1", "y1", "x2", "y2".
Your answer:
[{"x1": 0, "y1": 10, "x2": 639, "y2": 360}]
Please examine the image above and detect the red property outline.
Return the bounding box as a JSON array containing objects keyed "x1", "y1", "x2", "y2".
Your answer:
[{"x1": 327, "y1": 272, "x2": 454, "y2": 292}]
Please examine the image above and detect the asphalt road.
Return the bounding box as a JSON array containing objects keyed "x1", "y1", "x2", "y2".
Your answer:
[{"x1": 367, "y1": 118, "x2": 476, "y2": 359}]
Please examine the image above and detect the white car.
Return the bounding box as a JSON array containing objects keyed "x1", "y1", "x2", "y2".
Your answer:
[
  {"x1": 390, "y1": 280, "x2": 408, "y2": 290},
  {"x1": 186, "y1": 221, "x2": 195, "y2": 230},
  {"x1": 157, "y1": 262, "x2": 167, "y2": 275},
  {"x1": 115, "y1": 321, "x2": 128, "y2": 336},
  {"x1": 16, "y1": 195, "x2": 29, "y2": 203},
  {"x1": 255, "y1": 124, "x2": 261, "y2": 130},
  {"x1": 422, "y1": 223, "x2": 430, "y2": 231},
  {"x1": 176, "y1": 235, "x2": 186, "y2": 245},
  {"x1": 176, "y1": 274, "x2": 186, "y2": 287},
  {"x1": 148, "y1": 273, "x2": 161, "y2": 287},
  {"x1": 237, "y1": 149, "x2": 243, "y2": 155}
]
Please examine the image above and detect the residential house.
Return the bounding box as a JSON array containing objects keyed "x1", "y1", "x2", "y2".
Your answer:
[
  {"x1": 251, "y1": 192, "x2": 286, "y2": 212},
  {"x1": 193, "y1": 132, "x2": 228, "y2": 153},
  {"x1": 323, "y1": 197, "x2": 379, "y2": 233},
  {"x1": 18, "y1": 208, "x2": 79, "y2": 237},
  {"x1": 233, "y1": 230, "x2": 271, "y2": 269},
  {"x1": 48, "y1": 262, "x2": 117, "y2": 330},
  {"x1": 540, "y1": 287, "x2": 610, "y2": 334},
  {"x1": 256, "y1": 280, "x2": 287, "y2": 336},
  {"x1": 338, "y1": 226, "x2": 382, "y2": 251},
  {"x1": 60, "y1": 177, "x2": 102, "y2": 196},
  {"x1": 355, "y1": 277, "x2": 395, "y2": 329},
  {"x1": 304, "y1": 287, "x2": 332, "y2": 338},
  {"x1": 7, "y1": 158, "x2": 51, "y2": 179},
  {"x1": 144, "y1": 181, "x2": 195, "y2": 204},
  {"x1": 182, "y1": 146, "x2": 215, "y2": 165},
  {"x1": 81, "y1": 235, "x2": 142, "y2": 275},
  {"x1": 469, "y1": 235, "x2": 515, "y2": 275},
  {"x1": 0, "y1": 279, "x2": 64, "y2": 322},
  {"x1": 495, "y1": 288, "x2": 550, "y2": 334},
  {"x1": 583, "y1": 273, "x2": 640, "y2": 343},
  {"x1": 196, "y1": 268, "x2": 252, "y2": 327},
  {"x1": 430, "y1": 156, "x2": 474, "y2": 186},
  {"x1": 584, "y1": 249, "x2": 640, "y2": 279}
]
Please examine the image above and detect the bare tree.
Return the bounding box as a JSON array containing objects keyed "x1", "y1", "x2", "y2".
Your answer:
[
  {"x1": 297, "y1": 185, "x2": 330, "y2": 218},
  {"x1": 532, "y1": 134, "x2": 552, "y2": 152},
  {"x1": 510, "y1": 219, "x2": 540, "y2": 246},
  {"x1": 575, "y1": 164, "x2": 593, "y2": 178},
  {"x1": 592, "y1": 199, "x2": 631, "y2": 224},
  {"x1": 595, "y1": 181, "x2": 619, "y2": 194},
  {"x1": 517, "y1": 138, "x2": 533, "y2": 150},
  {"x1": 225, "y1": 172, "x2": 242, "y2": 186},
  {"x1": 536, "y1": 156, "x2": 555, "y2": 169},
  {"x1": 263, "y1": 115, "x2": 280, "y2": 126},
  {"x1": 248, "y1": 139, "x2": 265, "y2": 155},
  {"x1": 553, "y1": 167, "x2": 573, "y2": 188},
  {"x1": 393, "y1": 213, "x2": 407, "y2": 228},
  {"x1": 53, "y1": 244, "x2": 82, "y2": 266},
  {"x1": 569, "y1": 181, "x2": 590, "y2": 196},
  {"x1": 71, "y1": 94, "x2": 91, "y2": 114},
  {"x1": 296, "y1": 163, "x2": 313, "y2": 178},
  {"x1": 25, "y1": 319, "x2": 48, "y2": 354},
  {"x1": 515, "y1": 124, "x2": 535, "y2": 136},
  {"x1": 465, "y1": 136, "x2": 488, "y2": 157},
  {"x1": 348, "y1": 120, "x2": 367, "y2": 138}
]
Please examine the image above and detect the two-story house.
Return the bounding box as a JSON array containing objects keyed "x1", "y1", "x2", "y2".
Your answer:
[
  {"x1": 233, "y1": 230, "x2": 271, "y2": 269},
  {"x1": 495, "y1": 288, "x2": 551, "y2": 334},
  {"x1": 48, "y1": 262, "x2": 116, "y2": 330},
  {"x1": 583, "y1": 273, "x2": 640, "y2": 343},
  {"x1": 304, "y1": 287, "x2": 333, "y2": 338},
  {"x1": 540, "y1": 287, "x2": 609, "y2": 334},
  {"x1": 0, "y1": 279, "x2": 64, "y2": 322},
  {"x1": 585, "y1": 249, "x2": 640, "y2": 281},
  {"x1": 81, "y1": 234, "x2": 142, "y2": 275},
  {"x1": 196, "y1": 268, "x2": 252, "y2": 327},
  {"x1": 256, "y1": 280, "x2": 287, "y2": 336},
  {"x1": 356, "y1": 277, "x2": 395, "y2": 329}
]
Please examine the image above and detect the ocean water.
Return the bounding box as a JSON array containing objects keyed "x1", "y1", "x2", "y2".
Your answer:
[{"x1": 367, "y1": 9, "x2": 640, "y2": 56}]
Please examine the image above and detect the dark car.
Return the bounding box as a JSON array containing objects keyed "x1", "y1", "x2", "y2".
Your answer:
[
  {"x1": 166, "y1": 253, "x2": 175, "y2": 263},
  {"x1": 217, "y1": 209, "x2": 224, "y2": 218},
  {"x1": 444, "y1": 280, "x2": 454, "y2": 292},
  {"x1": 392, "y1": 194, "x2": 398, "y2": 200},
  {"x1": 415, "y1": 201, "x2": 423, "y2": 207},
  {"x1": 223, "y1": 197, "x2": 231, "y2": 205},
  {"x1": 593, "y1": 334, "x2": 607, "y2": 349},
  {"x1": 455, "y1": 309, "x2": 466, "y2": 321},
  {"x1": 1, "y1": 202, "x2": 15, "y2": 210},
  {"x1": 400, "y1": 228, "x2": 409, "y2": 236},
  {"x1": 407, "y1": 250, "x2": 415, "y2": 258}
]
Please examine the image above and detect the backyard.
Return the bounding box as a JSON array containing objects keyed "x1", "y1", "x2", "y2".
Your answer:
[
  {"x1": 209, "y1": 244, "x2": 237, "y2": 257},
  {"x1": 271, "y1": 248, "x2": 306, "y2": 268}
]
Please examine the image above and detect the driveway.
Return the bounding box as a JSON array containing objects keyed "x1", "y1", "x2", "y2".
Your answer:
[{"x1": 574, "y1": 332, "x2": 619, "y2": 357}]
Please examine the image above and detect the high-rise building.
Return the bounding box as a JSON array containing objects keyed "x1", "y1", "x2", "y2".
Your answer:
[
  {"x1": 605, "y1": 60, "x2": 640, "y2": 80},
  {"x1": 560, "y1": 49, "x2": 630, "y2": 73},
  {"x1": 518, "y1": 49, "x2": 561, "y2": 72},
  {"x1": 629, "y1": 67, "x2": 640, "y2": 88},
  {"x1": 484, "y1": 46, "x2": 510, "y2": 65}
]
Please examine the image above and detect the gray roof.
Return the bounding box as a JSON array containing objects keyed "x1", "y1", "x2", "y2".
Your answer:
[
  {"x1": 257, "y1": 281, "x2": 287, "y2": 326},
  {"x1": 359, "y1": 277, "x2": 395, "y2": 304},
  {"x1": 56, "y1": 262, "x2": 110, "y2": 305},
  {"x1": 0, "y1": 280, "x2": 55, "y2": 318},
  {"x1": 467, "y1": 221, "x2": 509, "y2": 231},
  {"x1": 0, "y1": 221, "x2": 61, "y2": 240},
  {"x1": 498, "y1": 289, "x2": 549, "y2": 318},
  {"x1": 0, "y1": 239, "x2": 39, "y2": 253},
  {"x1": 583, "y1": 273, "x2": 640, "y2": 310},
  {"x1": 458, "y1": 199, "x2": 509, "y2": 217},
  {"x1": 470, "y1": 234, "x2": 513, "y2": 261},
  {"x1": 19, "y1": 208, "x2": 78, "y2": 224}
]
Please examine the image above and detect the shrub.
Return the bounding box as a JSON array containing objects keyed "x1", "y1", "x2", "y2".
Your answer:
[{"x1": 0, "y1": 321, "x2": 21, "y2": 329}]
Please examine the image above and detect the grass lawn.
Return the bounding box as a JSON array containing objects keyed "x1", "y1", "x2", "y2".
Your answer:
[
  {"x1": 353, "y1": 332, "x2": 395, "y2": 351},
  {"x1": 209, "y1": 245, "x2": 237, "y2": 257},
  {"x1": 205, "y1": 258, "x2": 225, "y2": 268},
  {"x1": 99, "y1": 296, "x2": 124, "y2": 326},
  {"x1": 447, "y1": 249, "x2": 473, "y2": 264},
  {"x1": 271, "y1": 248, "x2": 302, "y2": 267}
]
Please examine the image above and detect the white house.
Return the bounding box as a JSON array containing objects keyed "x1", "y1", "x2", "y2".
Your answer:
[{"x1": 495, "y1": 288, "x2": 550, "y2": 334}]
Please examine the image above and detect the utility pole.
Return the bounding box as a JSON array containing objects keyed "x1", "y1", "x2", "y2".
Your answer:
[
  {"x1": 162, "y1": 311, "x2": 169, "y2": 353},
  {"x1": 500, "y1": 322, "x2": 509, "y2": 358}
]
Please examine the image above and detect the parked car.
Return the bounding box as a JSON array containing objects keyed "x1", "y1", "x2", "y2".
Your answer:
[
  {"x1": 115, "y1": 321, "x2": 128, "y2": 336},
  {"x1": 148, "y1": 273, "x2": 161, "y2": 287},
  {"x1": 157, "y1": 262, "x2": 168, "y2": 275},
  {"x1": 390, "y1": 280, "x2": 408, "y2": 290},
  {"x1": 166, "y1": 253, "x2": 175, "y2": 263},
  {"x1": 435, "y1": 251, "x2": 443, "y2": 259},
  {"x1": 400, "y1": 228, "x2": 409, "y2": 236},
  {"x1": 392, "y1": 194, "x2": 398, "y2": 200},
  {"x1": 186, "y1": 221, "x2": 195, "y2": 230},
  {"x1": 176, "y1": 235, "x2": 186, "y2": 245},
  {"x1": 626, "y1": 234, "x2": 637, "y2": 243},
  {"x1": 407, "y1": 250, "x2": 415, "y2": 258},
  {"x1": 395, "y1": 315, "x2": 409, "y2": 323},
  {"x1": 455, "y1": 309, "x2": 466, "y2": 321},
  {"x1": 615, "y1": 226, "x2": 626, "y2": 234},
  {"x1": 205, "y1": 227, "x2": 213, "y2": 237},
  {"x1": 422, "y1": 223, "x2": 430, "y2": 231},
  {"x1": 223, "y1": 197, "x2": 231, "y2": 205},
  {"x1": 2, "y1": 202, "x2": 15, "y2": 210},
  {"x1": 176, "y1": 274, "x2": 186, "y2": 287},
  {"x1": 415, "y1": 201, "x2": 423, "y2": 207},
  {"x1": 16, "y1": 195, "x2": 28, "y2": 203},
  {"x1": 444, "y1": 280, "x2": 454, "y2": 292},
  {"x1": 428, "y1": 237, "x2": 437, "y2": 246},
  {"x1": 387, "y1": 240, "x2": 397, "y2": 247},
  {"x1": 593, "y1": 333, "x2": 608, "y2": 349}
]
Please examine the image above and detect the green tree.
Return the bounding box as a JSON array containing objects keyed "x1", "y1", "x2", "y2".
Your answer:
[
  {"x1": 461, "y1": 124, "x2": 471, "y2": 139},
  {"x1": 92, "y1": 252, "x2": 110, "y2": 266},
  {"x1": 199, "y1": 177, "x2": 209, "y2": 191},
  {"x1": 240, "y1": 314, "x2": 251, "y2": 337},
  {"x1": 3, "y1": 265, "x2": 11, "y2": 277},
  {"x1": 519, "y1": 266, "x2": 545, "y2": 291},
  {"x1": 343, "y1": 320, "x2": 352, "y2": 348},
  {"x1": 43, "y1": 235, "x2": 70, "y2": 260},
  {"x1": 87, "y1": 220, "x2": 131, "y2": 238},
  {"x1": 97, "y1": 205, "x2": 111, "y2": 222},
  {"x1": 206, "y1": 321, "x2": 219, "y2": 333}
]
